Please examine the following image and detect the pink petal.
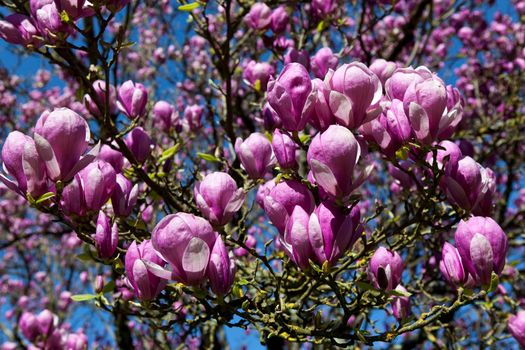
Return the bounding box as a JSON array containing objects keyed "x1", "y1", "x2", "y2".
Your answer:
[
  {"x1": 364, "y1": 105, "x2": 383, "y2": 124},
  {"x1": 310, "y1": 159, "x2": 339, "y2": 197},
  {"x1": 264, "y1": 196, "x2": 289, "y2": 233},
  {"x1": 332, "y1": 214, "x2": 358, "y2": 261},
  {"x1": 444, "y1": 176, "x2": 471, "y2": 210},
  {"x1": 0, "y1": 173, "x2": 24, "y2": 196},
  {"x1": 239, "y1": 143, "x2": 259, "y2": 177},
  {"x1": 195, "y1": 192, "x2": 216, "y2": 223},
  {"x1": 408, "y1": 102, "x2": 430, "y2": 143},
  {"x1": 469, "y1": 233, "x2": 493, "y2": 285},
  {"x1": 329, "y1": 90, "x2": 353, "y2": 127},
  {"x1": 182, "y1": 237, "x2": 210, "y2": 284},
  {"x1": 350, "y1": 164, "x2": 374, "y2": 194},
  {"x1": 224, "y1": 188, "x2": 245, "y2": 214},
  {"x1": 133, "y1": 259, "x2": 152, "y2": 298},
  {"x1": 142, "y1": 259, "x2": 172, "y2": 280},
  {"x1": 33, "y1": 133, "x2": 61, "y2": 181},
  {"x1": 308, "y1": 212, "x2": 327, "y2": 263},
  {"x1": 63, "y1": 141, "x2": 101, "y2": 182}
]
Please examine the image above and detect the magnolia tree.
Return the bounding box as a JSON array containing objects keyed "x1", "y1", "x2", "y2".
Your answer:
[{"x1": 0, "y1": 0, "x2": 524, "y2": 349}]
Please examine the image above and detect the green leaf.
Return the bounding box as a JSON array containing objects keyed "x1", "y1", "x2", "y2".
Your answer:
[
  {"x1": 178, "y1": 2, "x2": 200, "y2": 11},
  {"x1": 159, "y1": 143, "x2": 180, "y2": 163},
  {"x1": 35, "y1": 192, "x2": 55, "y2": 204},
  {"x1": 426, "y1": 330, "x2": 439, "y2": 344},
  {"x1": 486, "y1": 272, "x2": 499, "y2": 293},
  {"x1": 462, "y1": 287, "x2": 473, "y2": 296},
  {"x1": 101, "y1": 280, "x2": 116, "y2": 294},
  {"x1": 99, "y1": 295, "x2": 110, "y2": 306},
  {"x1": 395, "y1": 146, "x2": 409, "y2": 160},
  {"x1": 232, "y1": 285, "x2": 243, "y2": 298},
  {"x1": 71, "y1": 294, "x2": 96, "y2": 302},
  {"x1": 308, "y1": 259, "x2": 322, "y2": 273},
  {"x1": 355, "y1": 330, "x2": 367, "y2": 343},
  {"x1": 76, "y1": 252, "x2": 93, "y2": 262},
  {"x1": 119, "y1": 41, "x2": 136, "y2": 49},
  {"x1": 316, "y1": 20, "x2": 326, "y2": 32},
  {"x1": 197, "y1": 152, "x2": 219, "y2": 162},
  {"x1": 114, "y1": 259, "x2": 124, "y2": 271},
  {"x1": 237, "y1": 279, "x2": 250, "y2": 286},
  {"x1": 389, "y1": 288, "x2": 412, "y2": 298},
  {"x1": 60, "y1": 10, "x2": 70, "y2": 23},
  {"x1": 321, "y1": 261, "x2": 330, "y2": 273},
  {"x1": 26, "y1": 193, "x2": 36, "y2": 205},
  {"x1": 355, "y1": 281, "x2": 376, "y2": 292},
  {"x1": 75, "y1": 85, "x2": 85, "y2": 101},
  {"x1": 127, "y1": 218, "x2": 147, "y2": 230},
  {"x1": 123, "y1": 167, "x2": 136, "y2": 178},
  {"x1": 192, "y1": 286, "x2": 207, "y2": 299},
  {"x1": 299, "y1": 134, "x2": 310, "y2": 144}
]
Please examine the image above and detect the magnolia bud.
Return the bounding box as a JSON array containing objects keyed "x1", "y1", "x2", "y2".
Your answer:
[
  {"x1": 368, "y1": 247, "x2": 404, "y2": 291},
  {"x1": 84, "y1": 80, "x2": 117, "y2": 117},
  {"x1": 151, "y1": 213, "x2": 217, "y2": 285},
  {"x1": 124, "y1": 240, "x2": 166, "y2": 300},
  {"x1": 235, "y1": 133, "x2": 274, "y2": 179},
  {"x1": 509, "y1": 310, "x2": 525, "y2": 347},
  {"x1": 0, "y1": 14, "x2": 40, "y2": 46},
  {"x1": 360, "y1": 99, "x2": 411, "y2": 157},
  {"x1": 454, "y1": 216, "x2": 508, "y2": 286},
  {"x1": 111, "y1": 174, "x2": 138, "y2": 217},
  {"x1": 95, "y1": 211, "x2": 118, "y2": 259},
  {"x1": 125, "y1": 127, "x2": 153, "y2": 163},
  {"x1": 267, "y1": 63, "x2": 315, "y2": 131},
  {"x1": 78, "y1": 160, "x2": 116, "y2": 212},
  {"x1": 153, "y1": 100, "x2": 175, "y2": 130},
  {"x1": 98, "y1": 144, "x2": 124, "y2": 173},
  {"x1": 19, "y1": 312, "x2": 39, "y2": 341},
  {"x1": 243, "y1": 61, "x2": 275, "y2": 91},
  {"x1": 325, "y1": 62, "x2": 382, "y2": 129},
  {"x1": 308, "y1": 202, "x2": 362, "y2": 265},
  {"x1": 117, "y1": 80, "x2": 148, "y2": 119},
  {"x1": 281, "y1": 205, "x2": 316, "y2": 269},
  {"x1": 307, "y1": 125, "x2": 368, "y2": 199},
  {"x1": 0, "y1": 131, "x2": 48, "y2": 198},
  {"x1": 391, "y1": 285, "x2": 411, "y2": 320},
  {"x1": 263, "y1": 179, "x2": 315, "y2": 234},
  {"x1": 194, "y1": 172, "x2": 245, "y2": 226},
  {"x1": 270, "y1": 6, "x2": 288, "y2": 33},
  {"x1": 311, "y1": 47, "x2": 338, "y2": 79},
  {"x1": 369, "y1": 59, "x2": 397, "y2": 85},
  {"x1": 310, "y1": 78, "x2": 335, "y2": 131},
  {"x1": 439, "y1": 242, "x2": 467, "y2": 288},
  {"x1": 271, "y1": 129, "x2": 298, "y2": 169},
  {"x1": 244, "y1": 3, "x2": 272, "y2": 30},
  {"x1": 34, "y1": 108, "x2": 90, "y2": 181},
  {"x1": 60, "y1": 174, "x2": 85, "y2": 216},
  {"x1": 207, "y1": 236, "x2": 236, "y2": 294},
  {"x1": 94, "y1": 275, "x2": 104, "y2": 294}
]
